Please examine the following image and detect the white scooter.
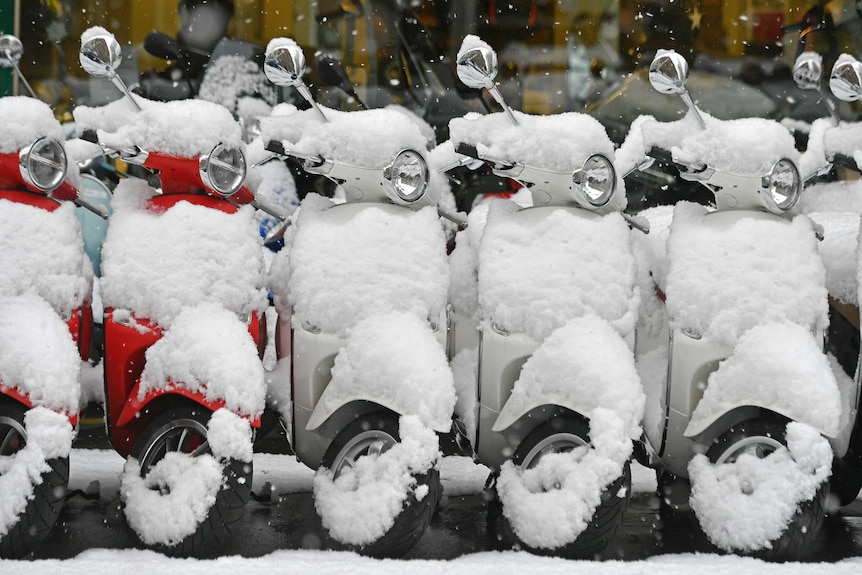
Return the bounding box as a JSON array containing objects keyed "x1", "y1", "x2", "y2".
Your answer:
[
  {"x1": 261, "y1": 38, "x2": 456, "y2": 557},
  {"x1": 447, "y1": 35, "x2": 646, "y2": 558},
  {"x1": 628, "y1": 49, "x2": 854, "y2": 560}
]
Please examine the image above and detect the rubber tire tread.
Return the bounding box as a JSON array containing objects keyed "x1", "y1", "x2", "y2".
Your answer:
[
  {"x1": 704, "y1": 418, "x2": 828, "y2": 561},
  {"x1": 128, "y1": 407, "x2": 253, "y2": 558},
  {"x1": 489, "y1": 415, "x2": 633, "y2": 559},
  {"x1": 320, "y1": 413, "x2": 440, "y2": 558}
]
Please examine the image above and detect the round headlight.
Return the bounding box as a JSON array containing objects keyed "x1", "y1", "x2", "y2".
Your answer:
[
  {"x1": 19, "y1": 137, "x2": 68, "y2": 193},
  {"x1": 199, "y1": 143, "x2": 247, "y2": 197},
  {"x1": 762, "y1": 158, "x2": 800, "y2": 213},
  {"x1": 573, "y1": 153, "x2": 616, "y2": 207},
  {"x1": 384, "y1": 149, "x2": 429, "y2": 203}
]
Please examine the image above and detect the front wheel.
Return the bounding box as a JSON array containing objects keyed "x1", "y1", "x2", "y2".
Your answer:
[
  {"x1": 317, "y1": 413, "x2": 440, "y2": 558},
  {"x1": 699, "y1": 418, "x2": 829, "y2": 561},
  {"x1": 124, "y1": 407, "x2": 252, "y2": 557},
  {"x1": 491, "y1": 415, "x2": 632, "y2": 558},
  {"x1": 0, "y1": 401, "x2": 69, "y2": 558}
]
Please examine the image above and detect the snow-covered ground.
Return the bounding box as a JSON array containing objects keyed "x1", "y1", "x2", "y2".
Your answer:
[{"x1": 5, "y1": 449, "x2": 860, "y2": 572}]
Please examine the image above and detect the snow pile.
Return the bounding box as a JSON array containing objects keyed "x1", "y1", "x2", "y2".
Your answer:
[
  {"x1": 0, "y1": 295, "x2": 81, "y2": 413},
  {"x1": 121, "y1": 454, "x2": 223, "y2": 547},
  {"x1": 248, "y1": 159, "x2": 300, "y2": 237},
  {"x1": 73, "y1": 88, "x2": 242, "y2": 158},
  {"x1": 313, "y1": 415, "x2": 439, "y2": 546},
  {"x1": 100, "y1": 179, "x2": 268, "y2": 328},
  {"x1": 322, "y1": 312, "x2": 456, "y2": 432},
  {"x1": 270, "y1": 197, "x2": 449, "y2": 335},
  {"x1": 0, "y1": 200, "x2": 92, "y2": 316},
  {"x1": 689, "y1": 322, "x2": 841, "y2": 436},
  {"x1": 798, "y1": 118, "x2": 834, "y2": 179},
  {"x1": 824, "y1": 121, "x2": 862, "y2": 167},
  {"x1": 198, "y1": 55, "x2": 277, "y2": 113},
  {"x1": 446, "y1": 205, "x2": 487, "y2": 321},
  {"x1": 630, "y1": 205, "x2": 674, "y2": 336},
  {"x1": 476, "y1": 201, "x2": 638, "y2": 342},
  {"x1": 802, "y1": 179, "x2": 862, "y2": 213},
  {"x1": 449, "y1": 346, "x2": 479, "y2": 447},
  {"x1": 0, "y1": 96, "x2": 66, "y2": 154},
  {"x1": 140, "y1": 304, "x2": 266, "y2": 418},
  {"x1": 637, "y1": 345, "x2": 670, "y2": 449},
  {"x1": 640, "y1": 110, "x2": 799, "y2": 176},
  {"x1": 0, "y1": 407, "x2": 73, "y2": 538},
  {"x1": 807, "y1": 210, "x2": 860, "y2": 304},
  {"x1": 689, "y1": 422, "x2": 832, "y2": 552},
  {"x1": 665, "y1": 203, "x2": 827, "y2": 346},
  {"x1": 260, "y1": 106, "x2": 428, "y2": 169},
  {"x1": 496, "y1": 408, "x2": 632, "y2": 549}
]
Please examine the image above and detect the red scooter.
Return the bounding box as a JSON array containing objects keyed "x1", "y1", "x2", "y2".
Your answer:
[
  {"x1": 0, "y1": 34, "x2": 99, "y2": 557},
  {"x1": 75, "y1": 27, "x2": 284, "y2": 556}
]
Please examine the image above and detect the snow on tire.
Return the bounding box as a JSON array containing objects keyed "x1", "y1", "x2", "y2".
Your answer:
[
  {"x1": 493, "y1": 410, "x2": 632, "y2": 558},
  {"x1": 313, "y1": 413, "x2": 440, "y2": 558},
  {"x1": 0, "y1": 403, "x2": 74, "y2": 558},
  {"x1": 122, "y1": 407, "x2": 253, "y2": 557},
  {"x1": 690, "y1": 418, "x2": 832, "y2": 561}
]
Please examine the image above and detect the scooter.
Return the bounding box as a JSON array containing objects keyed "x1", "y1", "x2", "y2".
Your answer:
[
  {"x1": 73, "y1": 27, "x2": 285, "y2": 556},
  {"x1": 446, "y1": 35, "x2": 646, "y2": 558},
  {"x1": 628, "y1": 49, "x2": 852, "y2": 560},
  {"x1": 261, "y1": 38, "x2": 456, "y2": 557},
  {"x1": 0, "y1": 34, "x2": 99, "y2": 557}
]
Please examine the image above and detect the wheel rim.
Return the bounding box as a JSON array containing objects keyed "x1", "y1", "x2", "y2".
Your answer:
[
  {"x1": 330, "y1": 429, "x2": 397, "y2": 480},
  {"x1": 137, "y1": 417, "x2": 209, "y2": 477},
  {"x1": 520, "y1": 432, "x2": 589, "y2": 470},
  {"x1": 715, "y1": 435, "x2": 783, "y2": 465},
  {"x1": 0, "y1": 415, "x2": 26, "y2": 456}
]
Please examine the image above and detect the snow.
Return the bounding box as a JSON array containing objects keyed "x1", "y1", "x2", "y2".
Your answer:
[
  {"x1": 0, "y1": 295, "x2": 81, "y2": 413},
  {"x1": 665, "y1": 203, "x2": 828, "y2": 347},
  {"x1": 260, "y1": 106, "x2": 429, "y2": 168},
  {"x1": 139, "y1": 304, "x2": 266, "y2": 419},
  {"x1": 121, "y1": 453, "x2": 224, "y2": 547},
  {"x1": 0, "y1": 407, "x2": 72, "y2": 537},
  {"x1": 689, "y1": 422, "x2": 832, "y2": 553},
  {"x1": 636, "y1": 345, "x2": 669, "y2": 449},
  {"x1": 323, "y1": 312, "x2": 456, "y2": 433},
  {"x1": 100, "y1": 179, "x2": 268, "y2": 329},
  {"x1": 201, "y1": 406, "x2": 254, "y2": 463},
  {"x1": 313, "y1": 415, "x2": 439, "y2": 546},
  {"x1": 688, "y1": 322, "x2": 841, "y2": 437},
  {"x1": 457, "y1": 34, "x2": 494, "y2": 62},
  {"x1": 475, "y1": 201, "x2": 639, "y2": 342},
  {"x1": 0, "y1": 200, "x2": 93, "y2": 317},
  {"x1": 0, "y1": 96, "x2": 66, "y2": 154},
  {"x1": 824, "y1": 122, "x2": 862, "y2": 164},
  {"x1": 497, "y1": 408, "x2": 633, "y2": 549},
  {"x1": 269, "y1": 198, "x2": 449, "y2": 336},
  {"x1": 449, "y1": 346, "x2": 479, "y2": 447},
  {"x1": 807, "y1": 210, "x2": 860, "y2": 305},
  {"x1": 630, "y1": 205, "x2": 674, "y2": 337}
]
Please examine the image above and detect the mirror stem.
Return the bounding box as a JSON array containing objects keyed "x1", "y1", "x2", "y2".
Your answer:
[
  {"x1": 110, "y1": 74, "x2": 143, "y2": 112},
  {"x1": 488, "y1": 85, "x2": 519, "y2": 126},
  {"x1": 821, "y1": 90, "x2": 840, "y2": 124},
  {"x1": 680, "y1": 90, "x2": 706, "y2": 128},
  {"x1": 296, "y1": 83, "x2": 328, "y2": 123},
  {"x1": 7, "y1": 56, "x2": 37, "y2": 98}
]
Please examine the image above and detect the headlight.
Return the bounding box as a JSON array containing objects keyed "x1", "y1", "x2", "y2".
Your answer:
[
  {"x1": 19, "y1": 137, "x2": 67, "y2": 193},
  {"x1": 573, "y1": 153, "x2": 615, "y2": 207},
  {"x1": 199, "y1": 143, "x2": 246, "y2": 197},
  {"x1": 761, "y1": 158, "x2": 800, "y2": 213},
  {"x1": 383, "y1": 149, "x2": 428, "y2": 203}
]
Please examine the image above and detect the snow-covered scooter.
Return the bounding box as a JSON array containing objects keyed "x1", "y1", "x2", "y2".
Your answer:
[
  {"x1": 628, "y1": 49, "x2": 852, "y2": 560},
  {"x1": 0, "y1": 35, "x2": 99, "y2": 557},
  {"x1": 74, "y1": 27, "x2": 284, "y2": 556},
  {"x1": 261, "y1": 38, "x2": 456, "y2": 557},
  {"x1": 447, "y1": 36, "x2": 646, "y2": 558}
]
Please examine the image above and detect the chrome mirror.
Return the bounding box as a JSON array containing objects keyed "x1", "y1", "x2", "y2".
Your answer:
[
  {"x1": 264, "y1": 39, "x2": 327, "y2": 122},
  {"x1": 456, "y1": 37, "x2": 518, "y2": 125},
  {"x1": 649, "y1": 50, "x2": 705, "y2": 128},
  {"x1": 793, "y1": 52, "x2": 822, "y2": 90},
  {"x1": 79, "y1": 29, "x2": 141, "y2": 111},
  {"x1": 0, "y1": 35, "x2": 36, "y2": 98},
  {"x1": 830, "y1": 57, "x2": 862, "y2": 102}
]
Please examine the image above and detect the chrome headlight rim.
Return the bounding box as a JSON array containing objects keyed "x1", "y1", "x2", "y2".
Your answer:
[
  {"x1": 761, "y1": 157, "x2": 801, "y2": 214},
  {"x1": 573, "y1": 153, "x2": 616, "y2": 208},
  {"x1": 18, "y1": 136, "x2": 68, "y2": 193},
  {"x1": 199, "y1": 143, "x2": 247, "y2": 197},
  {"x1": 383, "y1": 148, "x2": 429, "y2": 204}
]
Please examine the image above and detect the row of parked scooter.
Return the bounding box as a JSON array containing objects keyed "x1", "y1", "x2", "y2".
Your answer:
[{"x1": 2, "y1": 23, "x2": 862, "y2": 561}]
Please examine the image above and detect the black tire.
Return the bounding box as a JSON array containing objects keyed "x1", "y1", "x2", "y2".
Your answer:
[
  {"x1": 0, "y1": 401, "x2": 69, "y2": 558},
  {"x1": 488, "y1": 415, "x2": 632, "y2": 559},
  {"x1": 319, "y1": 412, "x2": 440, "y2": 558},
  {"x1": 704, "y1": 418, "x2": 829, "y2": 561},
  {"x1": 828, "y1": 454, "x2": 862, "y2": 509},
  {"x1": 128, "y1": 407, "x2": 252, "y2": 557}
]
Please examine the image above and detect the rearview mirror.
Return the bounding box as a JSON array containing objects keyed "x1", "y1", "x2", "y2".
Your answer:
[
  {"x1": 830, "y1": 57, "x2": 862, "y2": 102},
  {"x1": 792, "y1": 52, "x2": 822, "y2": 90},
  {"x1": 264, "y1": 39, "x2": 327, "y2": 122}
]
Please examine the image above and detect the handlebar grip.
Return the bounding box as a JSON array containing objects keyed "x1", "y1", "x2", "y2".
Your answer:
[
  {"x1": 454, "y1": 142, "x2": 481, "y2": 160},
  {"x1": 80, "y1": 129, "x2": 100, "y2": 144},
  {"x1": 266, "y1": 140, "x2": 287, "y2": 156},
  {"x1": 831, "y1": 153, "x2": 861, "y2": 173},
  {"x1": 645, "y1": 146, "x2": 675, "y2": 165}
]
